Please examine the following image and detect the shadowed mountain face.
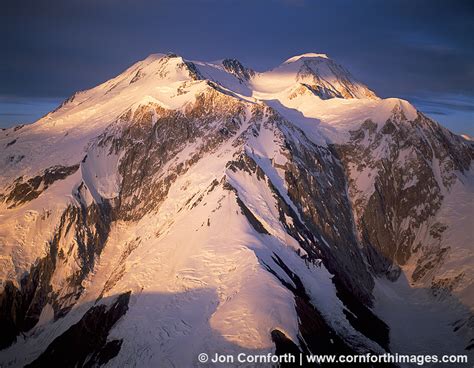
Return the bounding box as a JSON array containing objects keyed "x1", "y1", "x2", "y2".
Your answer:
[{"x1": 0, "y1": 53, "x2": 472, "y2": 367}]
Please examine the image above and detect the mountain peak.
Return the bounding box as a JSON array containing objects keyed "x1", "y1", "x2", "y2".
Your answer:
[
  {"x1": 251, "y1": 52, "x2": 378, "y2": 99},
  {"x1": 221, "y1": 58, "x2": 255, "y2": 81},
  {"x1": 284, "y1": 52, "x2": 330, "y2": 63}
]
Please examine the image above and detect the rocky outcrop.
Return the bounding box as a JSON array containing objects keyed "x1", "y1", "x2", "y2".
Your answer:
[
  {"x1": 100, "y1": 87, "x2": 248, "y2": 221},
  {"x1": 222, "y1": 58, "x2": 255, "y2": 82},
  {"x1": 3, "y1": 164, "x2": 79, "y2": 208},
  {"x1": 263, "y1": 253, "x2": 393, "y2": 367},
  {"x1": 25, "y1": 291, "x2": 130, "y2": 368},
  {"x1": 335, "y1": 109, "x2": 473, "y2": 283},
  {"x1": 0, "y1": 199, "x2": 113, "y2": 349}
]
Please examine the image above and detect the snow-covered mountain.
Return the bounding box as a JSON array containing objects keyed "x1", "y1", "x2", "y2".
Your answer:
[{"x1": 0, "y1": 52, "x2": 472, "y2": 367}]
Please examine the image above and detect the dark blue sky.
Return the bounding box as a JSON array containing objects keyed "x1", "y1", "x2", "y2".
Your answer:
[{"x1": 1, "y1": 0, "x2": 473, "y2": 134}]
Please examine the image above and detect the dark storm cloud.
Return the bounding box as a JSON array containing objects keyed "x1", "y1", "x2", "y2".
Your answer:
[{"x1": 1, "y1": 0, "x2": 473, "y2": 133}]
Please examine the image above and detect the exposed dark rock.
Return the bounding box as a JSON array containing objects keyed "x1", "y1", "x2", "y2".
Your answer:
[
  {"x1": 0, "y1": 199, "x2": 113, "y2": 349},
  {"x1": 271, "y1": 329, "x2": 301, "y2": 367},
  {"x1": 334, "y1": 111, "x2": 473, "y2": 280},
  {"x1": 225, "y1": 121, "x2": 375, "y2": 306},
  {"x1": 236, "y1": 196, "x2": 270, "y2": 235},
  {"x1": 130, "y1": 68, "x2": 144, "y2": 84},
  {"x1": 0, "y1": 281, "x2": 23, "y2": 349},
  {"x1": 333, "y1": 276, "x2": 390, "y2": 351},
  {"x1": 263, "y1": 253, "x2": 391, "y2": 367},
  {"x1": 97, "y1": 238, "x2": 141, "y2": 302},
  {"x1": 5, "y1": 164, "x2": 80, "y2": 208},
  {"x1": 222, "y1": 58, "x2": 255, "y2": 81},
  {"x1": 288, "y1": 83, "x2": 340, "y2": 100},
  {"x1": 102, "y1": 89, "x2": 246, "y2": 221},
  {"x1": 263, "y1": 253, "x2": 355, "y2": 356},
  {"x1": 277, "y1": 121, "x2": 374, "y2": 305},
  {"x1": 52, "y1": 92, "x2": 85, "y2": 112},
  {"x1": 184, "y1": 61, "x2": 204, "y2": 80},
  {"x1": 412, "y1": 247, "x2": 449, "y2": 283},
  {"x1": 25, "y1": 291, "x2": 130, "y2": 368},
  {"x1": 431, "y1": 272, "x2": 464, "y2": 298},
  {"x1": 0, "y1": 236, "x2": 59, "y2": 349},
  {"x1": 295, "y1": 58, "x2": 377, "y2": 100},
  {"x1": 84, "y1": 339, "x2": 124, "y2": 368}
]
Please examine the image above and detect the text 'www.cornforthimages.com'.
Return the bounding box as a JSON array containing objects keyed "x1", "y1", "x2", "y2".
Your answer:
[{"x1": 198, "y1": 352, "x2": 469, "y2": 366}]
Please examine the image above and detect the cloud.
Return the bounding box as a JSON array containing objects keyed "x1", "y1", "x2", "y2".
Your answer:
[
  {"x1": 420, "y1": 110, "x2": 448, "y2": 116},
  {"x1": 409, "y1": 95, "x2": 474, "y2": 114}
]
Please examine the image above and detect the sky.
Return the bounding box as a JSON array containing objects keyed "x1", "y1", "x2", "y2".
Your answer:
[{"x1": 1, "y1": 0, "x2": 473, "y2": 135}]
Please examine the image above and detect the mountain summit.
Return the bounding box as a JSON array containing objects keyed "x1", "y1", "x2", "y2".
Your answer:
[
  {"x1": 251, "y1": 52, "x2": 378, "y2": 99},
  {"x1": 0, "y1": 52, "x2": 472, "y2": 367}
]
